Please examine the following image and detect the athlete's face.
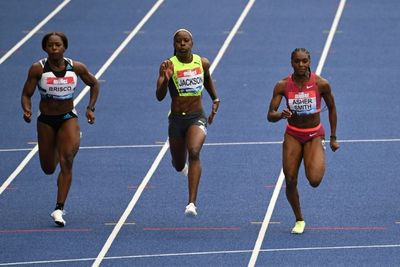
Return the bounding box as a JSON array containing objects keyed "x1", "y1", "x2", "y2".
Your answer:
[
  {"x1": 291, "y1": 51, "x2": 310, "y2": 76},
  {"x1": 173, "y1": 31, "x2": 193, "y2": 56},
  {"x1": 45, "y1": 35, "x2": 66, "y2": 59}
]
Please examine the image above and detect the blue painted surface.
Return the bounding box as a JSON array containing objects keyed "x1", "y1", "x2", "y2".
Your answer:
[{"x1": 1, "y1": 0, "x2": 400, "y2": 266}]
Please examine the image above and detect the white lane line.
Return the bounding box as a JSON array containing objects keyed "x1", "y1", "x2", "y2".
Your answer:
[
  {"x1": 2, "y1": 138, "x2": 400, "y2": 153},
  {"x1": 91, "y1": 138, "x2": 170, "y2": 267},
  {"x1": 91, "y1": 1, "x2": 256, "y2": 266},
  {"x1": 248, "y1": 169, "x2": 284, "y2": 267},
  {"x1": 0, "y1": 0, "x2": 71, "y2": 65},
  {"x1": 209, "y1": 0, "x2": 256, "y2": 74},
  {"x1": 0, "y1": 146, "x2": 38, "y2": 195},
  {"x1": 247, "y1": 1, "x2": 347, "y2": 266},
  {"x1": 315, "y1": 0, "x2": 347, "y2": 76},
  {"x1": 1, "y1": 243, "x2": 399, "y2": 266},
  {"x1": 0, "y1": 0, "x2": 166, "y2": 196}
]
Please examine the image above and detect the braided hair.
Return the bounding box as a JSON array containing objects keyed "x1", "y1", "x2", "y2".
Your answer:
[{"x1": 291, "y1": 48, "x2": 311, "y2": 73}]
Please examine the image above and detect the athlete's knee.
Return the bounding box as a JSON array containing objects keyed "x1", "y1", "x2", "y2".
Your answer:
[
  {"x1": 40, "y1": 161, "x2": 57, "y2": 175},
  {"x1": 172, "y1": 160, "x2": 186, "y2": 172},
  {"x1": 308, "y1": 178, "x2": 322, "y2": 188},
  {"x1": 175, "y1": 164, "x2": 186, "y2": 172},
  {"x1": 306, "y1": 171, "x2": 324, "y2": 188},
  {"x1": 42, "y1": 166, "x2": 56, "y2": 175},
  {"x1": 284, "y1": 175, "x2": 298, "y2": 189},
  {"x1": 59, "y1": 153, "x2": 75, "y2": 171},
  {"x1": 188, "y1": 147, "x2": 201, "y2": 161}
]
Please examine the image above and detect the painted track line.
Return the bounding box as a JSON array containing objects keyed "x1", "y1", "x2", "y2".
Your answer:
[
  {"x1": 0, "y1": 1, "x2": 165, "y2": 196},
  {"x1": 2, "y1": 138, "x2": 400, "y2": 153},
  {"x1": 0, "y1": 0, "x2": 71, "y2": 194},
  {"x1": 247, "y1": 1, "x2": 347, "y2": 266},
  {"x1": 0, "y1": 146, "x2": 38, "y2": 195},
  {"x1": 0, "y1": 0, "x2": 71, "y2": 65},
  {"x1": 1, "y1": 243, "x2": 399, "y2": 266},
  {"x1": 91, "y1": 1, "x2": 256, "y2": 266}
]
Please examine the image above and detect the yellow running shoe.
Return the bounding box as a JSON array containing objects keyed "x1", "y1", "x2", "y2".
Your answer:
[{"x1": 291, "y1": 220, "x2": 306, "y2": 234}]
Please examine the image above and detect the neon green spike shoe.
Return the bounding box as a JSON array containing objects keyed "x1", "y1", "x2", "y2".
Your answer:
[{"x1": 291, "y1": 220, "x2": 306, "y2": 234}]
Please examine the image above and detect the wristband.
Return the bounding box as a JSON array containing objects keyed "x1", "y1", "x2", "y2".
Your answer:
[
  {"x1": 213, "y1": 98, "x2": 220, "y2": 103},
  {"x1": 87, "y1": 106, "x2": 95, "y2": 112},
  {"x1": 330, "y1": 135, "x2": 336, "y2": 140}
]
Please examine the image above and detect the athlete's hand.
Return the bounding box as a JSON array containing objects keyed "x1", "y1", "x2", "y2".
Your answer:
[
  {"x1": 330, "y1": 139, "x2": 340, "y2": 152},
  {"x1": 208, "y1": 100, "x2": 219, "y2": 124},
  {"x1": 281, "y1": 108, "x2": 293, "y2": 119},
  {"x1": 23, "y1": 110, "x2": 32, "y2": 123},
  {"x1": 86, "y1": 110, "x2": 95, "y2": 124},
  {"x1": 208, "y1": 112, "x2": 216, "y2": 125},
  {"x1": 160, "y1": 60, "x2": 173, "y2": 81}
]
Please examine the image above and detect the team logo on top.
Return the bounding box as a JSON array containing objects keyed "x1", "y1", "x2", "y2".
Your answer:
[{"x1": 46, "y1": 77, "x2": 75, "y2": 85}]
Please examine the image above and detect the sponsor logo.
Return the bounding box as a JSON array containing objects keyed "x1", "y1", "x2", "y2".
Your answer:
[
  {"x1": 198, "y1": 125, "x2": 207, "y2": 135},
  {"x1": 47, "y1": 77, "x2": 75, "y2": 85},
  {"x1": 177, "y1": 67, "x2": 202, "y2": 78}
]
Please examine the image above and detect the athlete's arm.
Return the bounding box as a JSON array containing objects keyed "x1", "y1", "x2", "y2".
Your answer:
[
  {"x1": 319, "y1": 77, "x2": 339, "y2": 151},
  {"x1": 202, "y1": 57, "x2": 219, "y2": 124},
  {"x1": 267, "y1": 79, "x2": 291, "y2": 122},
  {"x1": 156, "y1": 60, "x2": 173, "y2": 101},
  {"x1": 74, "y1": 61, "x2": 99, "y2": 124},
  {"x1": 21, "y1": 63, "x2": 42, "y2": 123}
]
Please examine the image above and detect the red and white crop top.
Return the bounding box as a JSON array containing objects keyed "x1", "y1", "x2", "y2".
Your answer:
[{"x1": 284, "y1": 73, "x2": 321, "y2": 116}]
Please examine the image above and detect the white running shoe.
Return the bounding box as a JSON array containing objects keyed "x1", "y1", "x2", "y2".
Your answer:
[
  {"x1": 184, "y1": 203, "x2": 197, "y2": 217},
  {"x1": 180, "y1": 163, "x2": 188, "y2": 177},
  {"x1": 51, "y1": 209, "x2": 66, "y2": 227}
]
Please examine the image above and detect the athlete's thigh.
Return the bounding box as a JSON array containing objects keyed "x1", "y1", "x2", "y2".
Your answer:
[
  {"x1": 303, "y1": 137, "x2": 325, "y2": 175},
  {"x1": 37, "y1": 121, "x2": 57, "y2": 163},
  {"x1": 186, "y1": 124, "x2": 206, "y2": 152},
  {"x1": 169, "y1": 136, "x2": 187, "y2": 165},
  {"x1": 57, "y1": 118, "x2": 80, "y2": 156},
  {"x1": 282, "y1": 133, "x2": 303, "y2": 178}
]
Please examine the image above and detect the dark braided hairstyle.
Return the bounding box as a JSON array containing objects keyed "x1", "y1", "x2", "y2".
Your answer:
[
  {"x1": 41, "y1": 32, "x2": 68, "y2": 51},
  {"x1": 291, "y1": 48, "x2": 311, "y2": 73}
]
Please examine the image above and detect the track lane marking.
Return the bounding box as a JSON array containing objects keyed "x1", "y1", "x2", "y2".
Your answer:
[
  {"x1": 2, "y1": 138, "x2": 400, "y2": 152},
  {"x1": 91, "y1": 1, "x2": 256, "y2": 266},
  {"x1": 247, "y1": 1, "x2": 347, "y2": 266},
  {"x1": 1, "y1": 244, "x2": 399, "y2": 266},
  {"x1": 0, "y1": 0, "x2": 162, "y2": 196},
  {"x1": 0, "y1": 0, "x2": 71, "y2": 65}
]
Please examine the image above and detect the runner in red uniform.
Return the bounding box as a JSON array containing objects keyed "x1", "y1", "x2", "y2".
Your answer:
[{"x1": 267, "y1": 48, "x2": 339, "y2": 234}]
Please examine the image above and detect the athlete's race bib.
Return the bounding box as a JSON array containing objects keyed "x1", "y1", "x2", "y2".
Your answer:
[{"x1": 287, "y1": 91, "x2": 317, "y2": 115}]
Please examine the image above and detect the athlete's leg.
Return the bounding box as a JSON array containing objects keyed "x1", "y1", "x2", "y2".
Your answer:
[
  {"x1": 303, "y1": 137, "x2": 325, "y2": 187},
  {"x1": 55, "y1": 118, "x2": 80, "y2": 206},
  {"x1": 37, "y1": 121, "x2": 58, "y2": 174},
  {"x1": 185, "y1": 125, "x2": 206, "y2": 205},
  {"x1": 168, "y1": 116, "x2": 187, "y2": 172},
  {"x1": 282, "y1": 133, "x2": 304, "y2": 221},
  {"x1": 169, "y1": 137, "x2": 187, "y2": 172}
]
